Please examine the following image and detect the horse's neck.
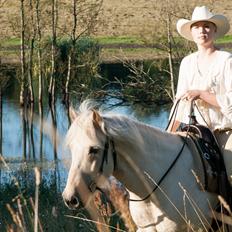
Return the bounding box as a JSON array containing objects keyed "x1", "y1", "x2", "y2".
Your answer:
[
  {"x1": 118, "y1": 124, "x2": 183, "y2": 165},
  {"x1": 112, "y1": 122, "x2": 184, "y2": 193}
]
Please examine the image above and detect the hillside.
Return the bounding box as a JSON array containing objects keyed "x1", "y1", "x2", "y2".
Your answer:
[
  {"x1": 1, "y1": 0, "x2": 232, "y2": 39},
  {"x1": 96, "y1": 0, "x2": 232, "y2": 37},
  {"x1": 1, "y1": 0, "x2": 232, "y2": 63}
]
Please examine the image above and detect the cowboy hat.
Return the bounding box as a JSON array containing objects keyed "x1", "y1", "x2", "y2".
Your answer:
[{"x1": 177, "y1": 6, "x2": 230, "y2": 41}]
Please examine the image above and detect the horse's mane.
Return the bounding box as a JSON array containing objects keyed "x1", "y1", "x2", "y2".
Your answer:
[{"x1": 66, "y1": 100, "x2": 164, "y2": 147}]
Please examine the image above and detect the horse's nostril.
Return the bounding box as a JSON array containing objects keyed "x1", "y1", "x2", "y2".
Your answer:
[
  {"x1": 70, "y1": 196, "x2": 79, "y2": 207},
  {"x1": 65, "y1": 196, "x2": 79, "y2": 209}
]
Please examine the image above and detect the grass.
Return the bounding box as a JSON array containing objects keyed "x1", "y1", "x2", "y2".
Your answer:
[
  {"x1": 1, "y1": 33, "x2": 232, "y2": 48},
  {"x1": 100, "y1": 47, "x2": 165, "y2": 63},
  {"x1": 1, "y1": 34, "x2": 232, "y2": 64},
  {"x1": 0, "y1": 38, "x2": 21, "y2": 47},
  {"x1": 216, "y1": 34, "x2": 232, "y2": 43},
  {"x1": 95, "y1": 36, "x2": 145, "y2": 45}
]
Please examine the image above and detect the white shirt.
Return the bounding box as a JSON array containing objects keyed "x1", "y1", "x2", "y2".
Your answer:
[{"x1": 174, "y1": 50, "x2": 232, "y2": 130}]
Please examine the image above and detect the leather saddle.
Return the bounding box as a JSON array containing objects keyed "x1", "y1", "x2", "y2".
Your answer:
[{"x1": 180, "y1": 117, "x2": 231, "y2": 206}]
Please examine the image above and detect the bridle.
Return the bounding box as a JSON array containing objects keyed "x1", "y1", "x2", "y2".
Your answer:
[
  {"x1": 99, "y1": 136, "x2": 117, "y2": 173},
  {"x1": 88, "y1": 135, "x2": 117, "y2": 193},
  {"x1": 88, "y1": 125, "x2": 188, "y2": 204},
  {"x1": 88, "y1": 100, "x2": 194, "y2": 201}
]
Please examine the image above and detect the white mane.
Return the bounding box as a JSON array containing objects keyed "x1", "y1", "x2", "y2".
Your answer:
[
  {"x1": 103, "y1": 114, "x2": 159, "y2": 145},
  {"x1": 67, "y1": 100, "x2": 165, "y2": 147}
]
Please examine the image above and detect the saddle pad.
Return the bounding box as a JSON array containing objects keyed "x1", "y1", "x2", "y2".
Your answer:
[{"x1": 177, "y1": 131, "x2": 208, "y2": 192}]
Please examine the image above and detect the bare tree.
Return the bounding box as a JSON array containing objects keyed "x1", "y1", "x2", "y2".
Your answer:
[
  {"x1": 19, "y1": 0, "x2": 27, "y2": 106},
  {"x1": 35, "y1": 0, "x2": 43, "y2": 103},
  {"x1": 48, "y1": 0, "x2": 58, "y2": 105},
  {"x1": 28, "y1": 0, "x2": 36, "y2": 104},
  {"x1": 166, "y1": 11, "x2": 175, "y2": 100},
  {"x1": 63, "y1": 0, "x2": 103, "y2": 106},
  {"x1": 64, "y1": 0, "x2": 77, "y2": 105}
]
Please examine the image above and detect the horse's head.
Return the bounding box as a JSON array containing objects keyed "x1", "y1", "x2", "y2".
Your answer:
[{"x1": 62, "y1": 106, "x2": 116, "y2": 210}]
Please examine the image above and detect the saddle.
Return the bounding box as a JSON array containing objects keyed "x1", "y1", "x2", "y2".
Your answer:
[{"x1": 180, "y1": 116, "x2": 232, "y2": 206}]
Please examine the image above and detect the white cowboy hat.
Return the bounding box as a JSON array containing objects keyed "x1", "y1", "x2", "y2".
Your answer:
[{"x1": 177, "y1": 6, "x2": 230, "y2": 41}]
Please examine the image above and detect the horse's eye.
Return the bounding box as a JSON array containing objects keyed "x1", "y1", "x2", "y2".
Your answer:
[{"x1": 89, "y1": 146, "x2": 100, "y2": 155}]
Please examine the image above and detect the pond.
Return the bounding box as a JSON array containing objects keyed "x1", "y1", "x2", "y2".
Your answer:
[{"x1": 0, "y1": 67, "x2": 171, "y2": 231}]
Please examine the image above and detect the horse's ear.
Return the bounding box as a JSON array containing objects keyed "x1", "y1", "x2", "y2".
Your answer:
[
  {"x1": 92, "y1": 110, "x2": 104, "y2": 130},
  {"x1": 69, "y1": 107, "x2": 78, "y2": 122}
]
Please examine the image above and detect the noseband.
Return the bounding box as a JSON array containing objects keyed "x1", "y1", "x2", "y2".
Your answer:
[{"x1": 88, "y1": 136, "x2": 117, "y2": 193}]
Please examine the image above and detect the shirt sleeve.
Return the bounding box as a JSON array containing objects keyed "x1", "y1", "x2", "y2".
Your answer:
[
  {"x1": 216, "y1": 57, "x2": 232, "y2": 120},
  {"x1": 175, "y1": 57, "x2": 189, "y2": 99}
]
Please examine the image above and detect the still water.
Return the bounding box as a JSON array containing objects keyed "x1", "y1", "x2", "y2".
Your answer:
[{"x1": 1, "y1": 96, "x2": 170, "y2": 161}]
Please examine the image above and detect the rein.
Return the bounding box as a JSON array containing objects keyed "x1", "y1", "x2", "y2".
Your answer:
[
  {"x1": 129, "y1": 133, "x2": 188, "y2": 202},
  {"x1": 130, "y1": 99, "x2": 195, "y2": 202}
]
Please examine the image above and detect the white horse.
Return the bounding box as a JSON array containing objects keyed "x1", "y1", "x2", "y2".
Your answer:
[{"x1": 62, "y1": 101, "x2": 220, "y2": 232}]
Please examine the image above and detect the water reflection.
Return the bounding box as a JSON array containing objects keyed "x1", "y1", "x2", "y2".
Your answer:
[
  {"x1": 1, "y1": 96, "x2": 170, "y2": 161},
  {"x1": 101, "y1": 96, "x2": 171, "y2": 129}
]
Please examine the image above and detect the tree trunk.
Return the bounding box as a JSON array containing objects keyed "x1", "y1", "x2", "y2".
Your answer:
[
  {"x1": 20, "y1": 0, "x2": 26, "y2": 106},
  {"x1": 48, "y1": 0, "x2": 58, "y2": 105},
  {"x1": 167, "y1": 14, "x2": 175, "y2": 101},
  {"x1": 36, "y1": 0, "x2": 43, "y2": 103},
  {"x1": 28, "y1": 38, "x2": 35, "y2": 104},
  {"x1": 0, "y1": 90, "x2": 2, "y2": 155},
  {"x1": 64, "y1": 54, "x2": 71, "y2": 105},
  {"x1": 28, "y1": 0, "x2": 35, "y2": 104},
  {"x1": 64, "y1": 0, "x2": 77, "y2": 106}
]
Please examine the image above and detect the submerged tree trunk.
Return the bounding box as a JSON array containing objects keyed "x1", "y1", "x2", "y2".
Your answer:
[
  {"x1": 21, "y1": 107, "x2": 27, "y2": 159},
  {"x1": 50, "y1": 103, "x2": 57, "y2": 160},
  {"x1": 39, "y1": 101, "x2": 43, "y2": 160},
  {"x1": 20, "y1": 0, "x2": 27, "y2": 106},
  {"x1": 36, "y1": 0, "x2": 43, "y2": 103},
  {"x1": 29, "y1": 105, "x2": 35, "y2": 160}
]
